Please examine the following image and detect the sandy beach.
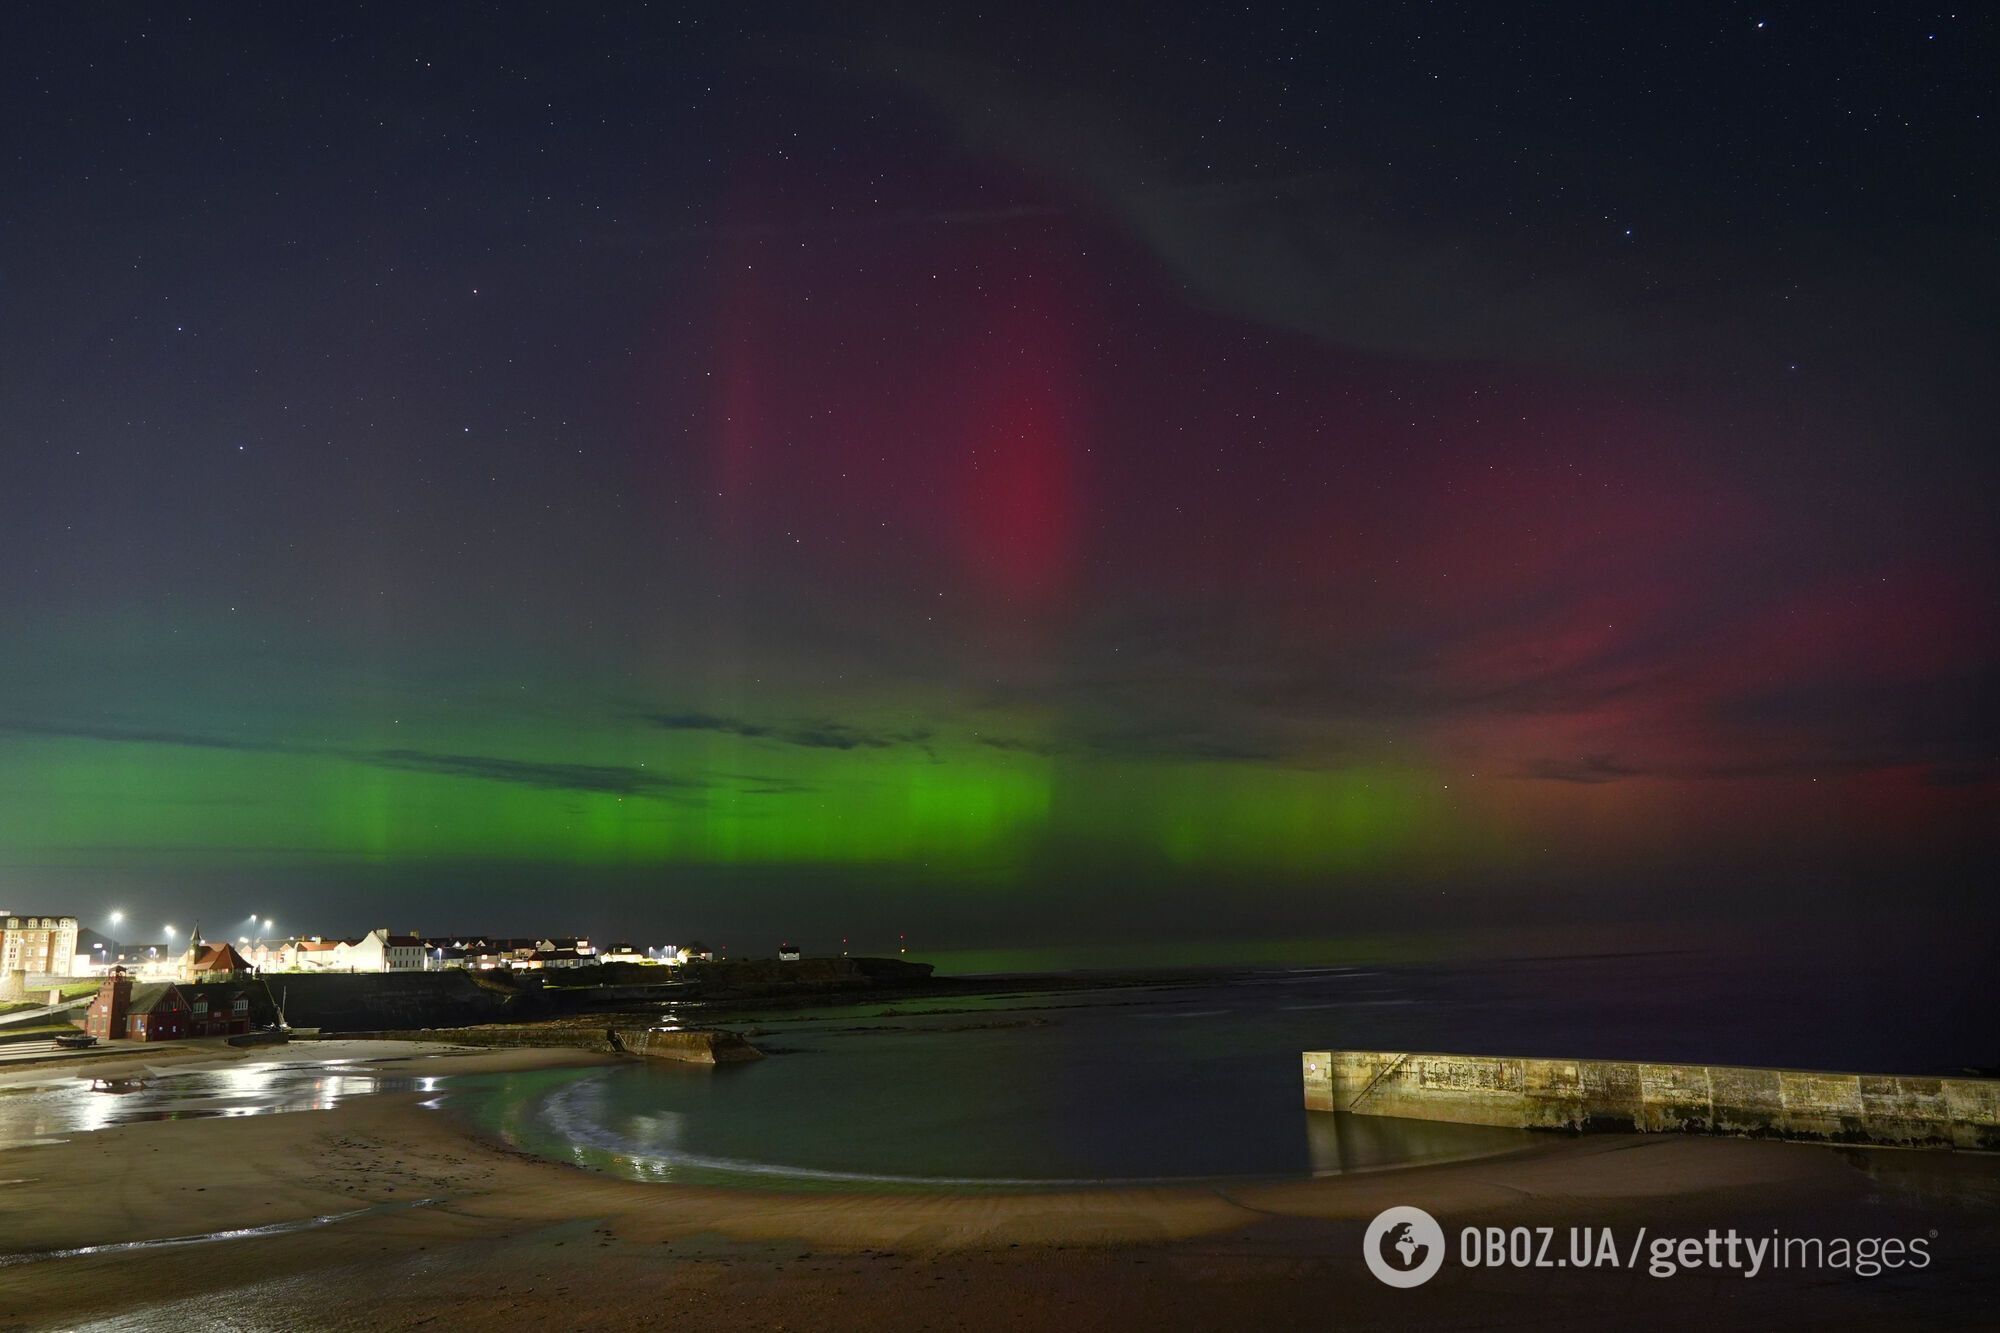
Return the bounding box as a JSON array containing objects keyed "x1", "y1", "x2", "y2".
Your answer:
[{"x1": 2, "y1": 1041, "x2": 1996, "y2": 1331}]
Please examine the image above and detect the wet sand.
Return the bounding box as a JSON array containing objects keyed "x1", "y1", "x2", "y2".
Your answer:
[{"x1": 1, "y1": 1042, "x2": 1996, "y2": 1330}]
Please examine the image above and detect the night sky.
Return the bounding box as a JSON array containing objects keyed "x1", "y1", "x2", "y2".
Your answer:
[{"x1": 3, "y1": 5, "x2": 1994, "y2": 960}]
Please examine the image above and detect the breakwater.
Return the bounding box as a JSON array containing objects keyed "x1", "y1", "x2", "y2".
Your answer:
[
  {"x1": 273, "y1": 972, "x2": 522, "y2": 1032},
  {"x1": 610, "y1": 1027, "x2": 763, "y2": 1063},
  {"x1": 1304, "y1": 1049, "x2": 2000, "y2": 1150}
]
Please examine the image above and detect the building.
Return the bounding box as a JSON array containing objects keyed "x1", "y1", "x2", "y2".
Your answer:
[
  {"x1": 69, "y1": 927, "x2": 119, "y2": 976},
  {"x1": 287, "y1": 938, "x2": 347, "y2": 971},
  {"x1": 538, "y1": 937, "x2": 596, "y2": 959},
  {"x1": 342, "y1": 929, "x2": 427, "y2": 973},
  {"x1": 459, "y1": 940, "x2": 527, "y2": 970},
  {"x1": 93, "y1": 944, "x2": 179, "y2": 979},
  {"x1": 179, "y1": 983, "x2": 259, "y2": 1036},
  {"x1": 1, "y1": 914, "x2": 80, "y2": 976},
  {"x1": 438, "y1": 937, "x2": 583, "y2": 970},
  {"x1": 85, "y1": 969, "x2": 263, "y2": 1042},
  {"x1": 516, "y1": 948, "x2": 588, "y2": 970},
  {"x1": 181, "y1": 939, "x2": 254, "y2": 981},
  {"x1": 598, "y1": 943, "x2": 651, "y2": 964},
  {"x1": 254, "y1": 929, "x2": 428, "y2": 973},
  {"x1": 778, "y1": 943, "x2": 802, "y2": 962}
]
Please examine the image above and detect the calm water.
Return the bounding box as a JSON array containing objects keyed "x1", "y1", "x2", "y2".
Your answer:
[
  {"x1": 3, "y1": 947, "x2": 1985, "y2": 1188},
  {"x1": 452, "y1": 944, "x2": 1992, "y2": 1190},
  {"x1": 0, "y1": 1060, "x2": 445, "y2": 1149}
]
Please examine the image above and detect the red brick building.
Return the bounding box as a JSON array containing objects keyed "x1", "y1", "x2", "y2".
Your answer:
[{"x1": 84, "y1": 968, "x2": 262, "y2": 1042}]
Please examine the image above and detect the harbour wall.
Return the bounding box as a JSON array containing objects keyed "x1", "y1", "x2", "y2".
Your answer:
[
  {"x1": 274, "y1": 972, "x2": 521, "y2": 1032},
  {"x1": 610, "y1": 1027, "x2": 763, "y2": 1064},
  {"x1": 1303, "y1": 1049, "x2": 2000, "y2": 1150}
]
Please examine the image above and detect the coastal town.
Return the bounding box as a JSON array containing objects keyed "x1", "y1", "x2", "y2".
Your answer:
[
  {"x1": 3, "y1": 910, "x2": 724, "y2": 983},
  {"x1": 1, "y1": 909, "x2": 909, "y2": 1055}
]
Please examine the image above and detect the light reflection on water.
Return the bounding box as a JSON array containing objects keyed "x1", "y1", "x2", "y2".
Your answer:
[
  {"x1": 455, "y1": 1061, "x2": 1533, "y2": 1192},
  {"x1": 452, "y1": 947, "x2": 1988, "y2": 1193},
  {"x1": 450, "y1": 971, "x2": 1549, "y2": 1192},
  {"x1": 7, "y1": 950, "x2": 1970, "y2": 1189},
  {"x1": 0, "y1": 1062, "x2": 433, "y2": 1149}
]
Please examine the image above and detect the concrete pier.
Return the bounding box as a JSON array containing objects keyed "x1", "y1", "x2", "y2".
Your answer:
[
  {"x1": 1304, "y1": 1049, "x2": 2000, "y2": 1150},
  {"x1": 611, "y1": 1027, "x2": 763, "y2": 1064}
]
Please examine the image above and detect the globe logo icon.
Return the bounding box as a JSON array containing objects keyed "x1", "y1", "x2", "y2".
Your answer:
[
  {"x1": 1363, "y1": 1205, "x2": 1446, "y2": 1287},
  {"x1": 1391, "y1": 1223, "x2": 1426, "y2": 1267}
]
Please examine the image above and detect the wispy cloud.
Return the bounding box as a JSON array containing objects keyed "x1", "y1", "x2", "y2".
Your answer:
[
  {"x1": 642, "y1": 710, "x2": 932, "y2": 752},
  {"x1": 1521, "y1": 754, "x2": 1642, "y2": 784},
  {"x1": 0, "y1": 716, "x2": 709, "y2": 799},
  {"x1": 368, "y1": 749, "x2": 699, "y2": 796}
]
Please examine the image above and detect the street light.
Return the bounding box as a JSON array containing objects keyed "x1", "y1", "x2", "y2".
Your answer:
[{"x1": 108, "y1": 910, "x2": 125, "y2": 927}]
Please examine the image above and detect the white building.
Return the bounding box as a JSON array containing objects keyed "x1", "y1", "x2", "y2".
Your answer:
[
  {"x1": 1, "y1": 914, "x2": 80, "y2": 977},
  {"x1": 254, "y1": 929, "x2": 428, "y2": 973},
  {"x1": 343, "y1": 929, "x2": 427, "y2": 972}
]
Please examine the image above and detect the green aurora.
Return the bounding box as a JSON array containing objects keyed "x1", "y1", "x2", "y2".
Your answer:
[{"x1": 2, "y1": 708, "x2": 1448, "y2": 875}]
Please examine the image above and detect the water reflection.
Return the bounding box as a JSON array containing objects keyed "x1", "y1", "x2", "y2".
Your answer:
[
  {"x1": 452, "y1": 973, "x2": 1550, "y2": 1192},
  {"x1": 458, "y1": 1064, "x2": 1534, "y2": 1192},
  {"x1": 0, "y1": 1061, "x2": 430, "y2": 1149},
  {"x1": 1303, "y1": 1108, "x2": 1530, "y2": 1174}
]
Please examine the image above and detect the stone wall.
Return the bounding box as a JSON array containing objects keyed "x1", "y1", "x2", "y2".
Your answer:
[
  {"x1": 611, "y1": 1027, "x2": 763, "y2": 1064},
  {"x1": 1303, "y1": 1049, "x2": 2000, "y2": 1150},
  {"x1": 273, "y1": 971, "x2": 520, "y2": 1032}
]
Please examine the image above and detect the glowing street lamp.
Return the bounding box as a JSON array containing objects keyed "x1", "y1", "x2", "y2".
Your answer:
[{"x1": 108, "y1": 909, "x2": 126, "y2": 928}]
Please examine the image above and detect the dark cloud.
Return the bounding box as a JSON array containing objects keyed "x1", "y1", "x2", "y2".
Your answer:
[
  {"x1": 975, "y1": 734, "x2": 1061, "y2": 758},
  {"x1": 0, "y1": 717, "x2": 303, "y2": 756},
  {"x1": 641, "y1": 710, "x2": 932, "y2": 752},
  {"x1": 647, "y1": 712, "x2": 775, "y2": 740},
  {"x1": 368, "y1": 749, "x2": 699, "y2": 797},
  {"x1": 975, "y1": 725, "x2": 1280, "y2": 765},
  {"x1": 0, "y1": 716, "x2": 706, "y2": 799},
  {"x1": 1522, "y1": 754, "x2": 1641, "y2": 785}
]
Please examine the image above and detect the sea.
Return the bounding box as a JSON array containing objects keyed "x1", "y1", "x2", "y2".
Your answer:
[{"x1": 2, "y1": 944, "x2": 1987, "y2": 1189}]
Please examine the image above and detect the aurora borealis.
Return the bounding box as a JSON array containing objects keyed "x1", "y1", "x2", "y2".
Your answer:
[{"x1": 2, "y1": 6, "x2": 1993, "y2": 956}]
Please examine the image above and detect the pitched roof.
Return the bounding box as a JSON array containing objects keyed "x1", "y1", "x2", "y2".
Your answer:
[
  {"x1": 190, "y1": 942, "x2": 253, "y2": 973},
  {"x1": 125, "y1": 982, "x2": 183, "y2": 1014}
]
